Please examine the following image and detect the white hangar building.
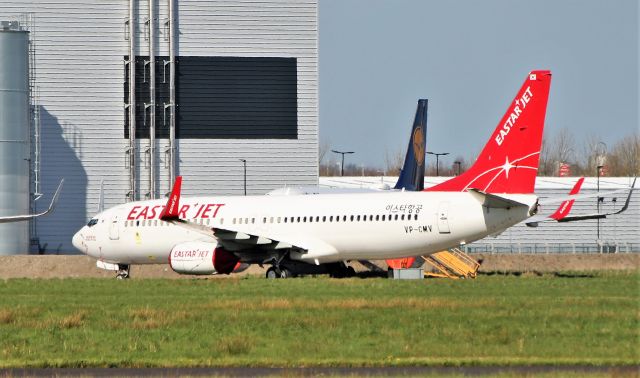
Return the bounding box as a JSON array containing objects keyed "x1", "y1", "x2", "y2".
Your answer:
[{"x1": 0, "y1": 1, "x2": 318, "y2": 253}]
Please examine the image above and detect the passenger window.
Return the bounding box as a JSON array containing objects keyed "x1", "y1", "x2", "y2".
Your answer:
[
  {"x1": 277, "y1": 217, "x2": 281, "y2": 223},
  {"x1": 401, "y1": 214, "x2": 405, "y2": 221},
  {"x1": 328, "y1": 216, "x2": 332, "y2": 222},
  {"x1": 304, "y1": 217, "x2": 307, "y2": 223},
  {"x1": 270, "y1": 217, "x2": 274, "y2": 223},
  {"x1": 395, "y1": 214, "x2": 399, "y2": 221},
  {"x1": 250, "y1": 218, "x2": 254, "y2": 224},
  {"x1": 357, "y1": 215, "x2": 361, "y2": 221},
  {"x1": 350, "y1": 215, "x2": 354, "y2": 221},
  {"x1": 309, "y1": 217, "x2": 313, "y2": 223},
  {"x1": 343, "y1": 215, "x2": 347, "y2": 222},
  {"x1": 414, "y1": 214, "x2": 418, "y2": 220},
  {"x1": 375, "y1": 215, "x2": 379, "y2": 221},
  {"x1": 297, "y1": 217, "x2": 301, "y2": 223},
  {"x1": 136, "y1": 220, "x2": 140, "y2": 226}
]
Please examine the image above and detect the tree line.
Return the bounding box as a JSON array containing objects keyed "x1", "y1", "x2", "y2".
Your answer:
[{"x1": 320, "y1": 131, "x2": 639, "y2": 177}]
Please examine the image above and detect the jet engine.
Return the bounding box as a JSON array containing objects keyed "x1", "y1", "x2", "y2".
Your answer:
[{"x1": 169, "y1": 241, "x2": 240, "y2": 275}]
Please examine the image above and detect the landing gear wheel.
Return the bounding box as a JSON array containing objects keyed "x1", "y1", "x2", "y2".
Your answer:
[
  {"x1": 346, "y1": 266, "x2": 356, "y2": 277},
  {"x1": 280, "y1": 268, "x2": 293, "y2": 278},
  {"x1": 116, "y1": 264, "x2": 130, "y2": 280},
  {"x1": 266, "y1": 267, "x2": 280, "y2": 279}
]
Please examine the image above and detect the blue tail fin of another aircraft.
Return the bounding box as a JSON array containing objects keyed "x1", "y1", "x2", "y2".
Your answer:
[{"x1": 394, "y1": 99, "x2": 428, "y2": 191}]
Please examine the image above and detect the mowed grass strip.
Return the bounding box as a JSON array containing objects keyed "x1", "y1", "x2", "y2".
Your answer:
[{"x1": 0, "y1": 271, "x2": 638, "y2": 368}]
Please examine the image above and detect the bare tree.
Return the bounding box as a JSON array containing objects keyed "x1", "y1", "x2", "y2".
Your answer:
[
  {"x1": 607, "y1": 132, "x2": 640, "y2": 176},
  {"x1": 384, "y1": 146, "x2": 405, "y2": 176},
  {"x1": 318, "y1": 139, "x2": 330, "y2": 165},
  {"x1": 539, "y1": 135, "x2": 552, "y2": 176},
  {"x1": 544, "y1": 128, "x2": 576, "y2": 175},
  {"x1": 578, "y1": 133, "x2": 606, "y2": 176}
]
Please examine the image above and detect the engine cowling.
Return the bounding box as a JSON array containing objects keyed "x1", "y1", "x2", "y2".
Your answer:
[{"x1": 169, "y1": 241, "x2": 240, "y2": 275}]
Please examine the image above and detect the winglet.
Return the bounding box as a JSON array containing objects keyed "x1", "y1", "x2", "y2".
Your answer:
[
  {"x1": 549, "y1": 177, "x2": 584, "y2": 220},
  {"x1": 46, "y1": 179, "x2": 64, "y2": 214},
  {"x1": 161, "y1": 176, "x2": 182, "y2": 221}
]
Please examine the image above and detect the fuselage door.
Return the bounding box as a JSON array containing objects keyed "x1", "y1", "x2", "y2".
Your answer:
[
  {"x1": 437, "y1": 202, "x2": 451, "y2": 234},
  {"x1": 109, "y1": 214, "x2": 120, "y2": 240}
]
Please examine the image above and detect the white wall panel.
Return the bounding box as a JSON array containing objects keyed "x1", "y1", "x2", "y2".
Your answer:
[{"x1": 0, "y1": 0, "x2": 318, "y2": 252}]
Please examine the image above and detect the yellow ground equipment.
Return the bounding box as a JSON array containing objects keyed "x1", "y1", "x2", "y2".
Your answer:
[{"x1": 423, "y1": 248, "x2": 480, "y2": 279}]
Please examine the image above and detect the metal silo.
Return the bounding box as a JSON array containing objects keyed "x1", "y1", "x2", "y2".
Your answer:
[{"x1": 0, "y1": 21, "x2": 30, "y2": 254}]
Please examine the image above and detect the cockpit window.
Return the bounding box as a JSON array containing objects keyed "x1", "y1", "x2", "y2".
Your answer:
[{"x1": 87, "y1": 219, "x2": 99, "y2": 227}]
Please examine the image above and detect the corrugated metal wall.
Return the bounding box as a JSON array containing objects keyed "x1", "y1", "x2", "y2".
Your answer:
[{"x1": 1, "y1": 0, "x2": 318, "y2": 253}]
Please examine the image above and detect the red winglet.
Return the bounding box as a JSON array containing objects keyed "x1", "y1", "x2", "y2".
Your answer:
[
  {"x1": 161, "y1": 176, "x2": 182, "y2": 220},
  {"x1": 549, "y1": 177, "x2": 584, "y2": 220}
]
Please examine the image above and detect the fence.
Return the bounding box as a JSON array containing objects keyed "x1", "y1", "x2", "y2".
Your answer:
[{"x1": 463, "y1": 242, "x2": 639, "y2": 254}]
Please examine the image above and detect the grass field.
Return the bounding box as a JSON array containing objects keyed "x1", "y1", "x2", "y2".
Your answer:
[{"x1": 0, "y1": 272, "x2": 638, "y2": 368}]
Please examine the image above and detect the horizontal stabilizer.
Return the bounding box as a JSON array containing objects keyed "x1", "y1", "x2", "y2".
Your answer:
[
  {"x1": 468, "y1": 188, "x2": 528, "y2": 209},
  {"x1": 527, "y1": 177, "x2": 636, "y2": 227}
]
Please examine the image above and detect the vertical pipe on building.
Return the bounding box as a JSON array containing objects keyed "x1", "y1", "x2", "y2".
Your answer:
[
  {"x1": 128, "y1": 0, "x2": 137, "y2": 201},
  {"x1": 148, "y1": 0, "x2": 156, "y2": 199},
  {"x1": 168, "y1": 0, "x2": 176, "y2": 188}
]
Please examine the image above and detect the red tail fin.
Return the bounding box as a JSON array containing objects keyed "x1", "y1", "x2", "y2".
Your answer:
[
  {"x1": 549, "y1": 177, "x2": 584, "y2": 220},
  {"x1": 427, "y1": 71, "x2": 552, "y2": 194},
  {"x1": 160, "y1": 176, "x2": 182, "y2": 220}
]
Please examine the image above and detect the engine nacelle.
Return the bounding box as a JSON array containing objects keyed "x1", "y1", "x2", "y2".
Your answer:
[{"x1": 169, "y1": 241, "x2": 240, "y2": 275}]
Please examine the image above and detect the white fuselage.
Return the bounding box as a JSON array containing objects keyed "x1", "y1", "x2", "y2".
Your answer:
[{"x1": 72, "y1": 191, "x2": 537, "y2": 265}]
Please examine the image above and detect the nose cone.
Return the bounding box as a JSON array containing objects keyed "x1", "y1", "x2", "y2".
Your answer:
[{"x1": 72, "y1": 229, "x2": 85, "y2": 254}]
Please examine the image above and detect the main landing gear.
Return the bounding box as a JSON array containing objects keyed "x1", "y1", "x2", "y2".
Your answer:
[
  {"x1": 266, "y1": 266, "x2": 294, "y2": 279},
  {"x1": 116, "y1": 264, "x2": 130, "y2": 279},
  {"x1": 265, "y1": 261, "x2": 355, "y2": 279}
]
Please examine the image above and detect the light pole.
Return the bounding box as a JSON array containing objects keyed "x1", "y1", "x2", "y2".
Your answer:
[
  {"x1": 426, "y1": 151, "x2": 449, "y2": 176},
  {"x1": 239, "y1": 159, "x2": 247, "y2": 196},
  {"x1": 454, "y1": 161, "x2": 461, "y2": 176},
  {"x1": 331, "y1": 150, "x2": 354, "y2": 177},
  {"x1": 596, "y1": 142, "x2": 606, "y2": 240},
  {"x1": 612, "y1": 197, "x2": 617, "y2": 249}
]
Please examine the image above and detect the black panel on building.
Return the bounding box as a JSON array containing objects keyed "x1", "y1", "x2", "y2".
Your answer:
[{"x1": 125, "y1": 56, "x2": 298, "y2": 139}]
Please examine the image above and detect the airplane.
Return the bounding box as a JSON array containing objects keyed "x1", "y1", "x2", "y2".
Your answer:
[
  {"x1": 0, "y1": 180, "x2": 64, "y2": 224},
  {"x1": 74, "y1": 70, "x2": 558, "y2": 278}
]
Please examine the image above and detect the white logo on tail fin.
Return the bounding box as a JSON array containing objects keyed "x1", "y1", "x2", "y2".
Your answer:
[
  {"x1": 529, "y1": 74, "x2": 537, "y2": 80},
  {"x1": 495, "y1": 86, "x2": 533, "y2": 146},
  {"x1": 463, "y1": 151, "x2": 540, "y2": 192}
]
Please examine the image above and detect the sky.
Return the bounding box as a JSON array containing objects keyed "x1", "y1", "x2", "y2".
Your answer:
[{"x1": 318, "y1": 0, "x2": 639, "y2": 169}]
